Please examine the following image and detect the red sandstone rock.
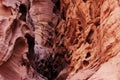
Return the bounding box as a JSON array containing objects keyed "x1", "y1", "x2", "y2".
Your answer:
[
  {"x1": 1, "y1": 0, "x2": 120, "y2": 80},
  {"x1": 0, "y1": 0, "x2": 45, "y2": 80},
  {"x1": 55, "y1": 0, "x2": 120, "y2": 80}
]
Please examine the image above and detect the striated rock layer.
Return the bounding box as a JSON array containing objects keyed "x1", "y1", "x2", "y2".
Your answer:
[{"x1": 1, "y1": 0, "x2": 120, "y2": 80}]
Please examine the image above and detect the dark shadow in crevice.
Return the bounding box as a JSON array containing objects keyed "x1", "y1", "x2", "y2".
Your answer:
[
  {"x1": 52, "y1": 0, "x2": 60, "y2": 13},
  {"x1": 25, "y1": 34, "x2": 35, "y2": 68},
  {"x1": 36, "y1": 47, "x2": 70, "y2": 80},
  {"x1": 19, "y1": 4, "x2": 27, "y2": 21},
  {"x1": 78, "y1": 21, "x2": 81, "y2": 25},
  {"x1": 85, "y1": 29, "x2": 94, "y2": 44},
  {"x1": 85, "y1": 52, "x2": 91, "y2": 58},
  {"x1": 83, "y1": 0, "x2": 87, "y2": 3},
  {"x1": 61, "y1": 10, "x2": 66, "y2": 20},
  {"x1": 83, "y1": 60, "x2": 89, "y2": 66},
  {"x1": 11, "y1": 19, "x2": 18, "y2": 33},
  {"x1": 94, "y1": 21, "x2": 100, "y2": 27}
]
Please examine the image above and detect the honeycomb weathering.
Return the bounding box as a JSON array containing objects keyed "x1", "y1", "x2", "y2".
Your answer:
[{"x1": 0, "y1": 0, "x2": 120, "y2": 80}]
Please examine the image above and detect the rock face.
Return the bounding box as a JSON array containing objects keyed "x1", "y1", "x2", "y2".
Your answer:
[
  {"x1": 0, "y1": 0, "x2": 120, "y2": 80},
  {"x1": 55, "y1": 0, "x2": 120, "y2": 80},
  {"x1": 0, "y1": 0, "x2": 45, "y2": 80}
]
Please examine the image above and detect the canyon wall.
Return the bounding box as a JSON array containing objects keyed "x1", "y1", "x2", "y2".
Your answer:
[{"x1": 0, "y1": 0, "x2": 120, "y2": 80}]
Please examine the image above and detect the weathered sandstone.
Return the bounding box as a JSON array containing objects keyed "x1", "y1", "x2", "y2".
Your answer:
[{"x1": 0, "y1": 0, "x2": 120, "y2": 80}]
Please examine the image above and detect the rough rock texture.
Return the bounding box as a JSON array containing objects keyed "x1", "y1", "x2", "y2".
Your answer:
[
  {"x1": 55, "y1": 0, "x2": 120, "y2": 80},
  {"x1": 1, "y1": 0, "x2": 120, "y2": 80},
  {"x1": 0, "y1": 0, "x2": 45, "y2": 80},
  {"x1": 30, "y1": 0, "x2": 69, "y2": 79}
]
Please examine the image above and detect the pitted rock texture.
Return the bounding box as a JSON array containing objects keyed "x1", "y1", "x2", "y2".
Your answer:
[
  {"x1": 31, "y1": 0, "x2": 120, "y2": 80},
  {"x1": 0, "y1": 0, "x2": 46, "y2": 80},
  {"x1": 55, "y1": 0, "x2": 120, "y2": 80},
  {"x1": 1, "y1": 0, "x2": 120, "y2": 80}
]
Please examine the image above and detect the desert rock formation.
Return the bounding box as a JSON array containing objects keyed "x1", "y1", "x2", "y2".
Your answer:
[{"x1": 0, "y1": 0, "x2": 120, "y2": 80}]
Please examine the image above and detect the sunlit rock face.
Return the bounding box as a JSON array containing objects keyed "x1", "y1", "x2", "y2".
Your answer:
[
  {"x1": 1, "y1": 0, "x2": 120, "y2": 80},
  {"x1": 55, "y1": 0, "x2": 120, "y2": 80}
]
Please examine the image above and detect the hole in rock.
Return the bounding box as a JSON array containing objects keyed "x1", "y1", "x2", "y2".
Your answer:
[
  {"x1": 83, "y1": 60, "x2": 89, "y2": 66},
  {"x1": 94, "y1": 21, "x2": 100, "y2": 27},
  {"x1": 85, "y1": 29, "x2": 94, "y2": 44},
  {"x1": 79, "y1": 27, "x2": 83, "y2": 31},
  {"x1": 83, "y1": 0, "x2": 87, "y2": 2},
  {"x1": 78, "y1": 21, "x2": 81, "y2": 25},
  {"x1": 19, "y1": 4, "x2": 27, "y2": 21},
  {"x1": 85, "y1": 52, "x2": 91, "y2": 58}
]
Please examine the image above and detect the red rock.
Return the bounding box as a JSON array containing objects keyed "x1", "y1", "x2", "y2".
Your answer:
[{"x1": 1, "y1": 0, "x2": 120, "y2": 80}]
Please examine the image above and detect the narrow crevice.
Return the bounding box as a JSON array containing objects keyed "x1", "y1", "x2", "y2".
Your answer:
[
  {"x1": 27, "y1": 0, "x2": 69, "y2": 80},
  {"x1": 19, "y1": 4, "x2": 27, "y2": 21},
  {"x1": 61, "y1": 10, "x2": 66, "y2": 20},
  {"x1": 52, "y1": 0, "x2": 60, "y2": 13},
  {"x1": 52, "y1": 0, "x2": 66, "y2": 20},
  {"x1": 85, "y1": 29, "x2": 94, "y2": 44},
  {"x1": 25, "y1": 34, "x2": 35, "y2": 68},
  {"x1": 35, "y1": 47, "x2": 69, "y2": 80}
]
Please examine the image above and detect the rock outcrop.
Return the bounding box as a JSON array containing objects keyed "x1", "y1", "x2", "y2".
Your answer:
[
  {"x1": 0, "y1": 0, "x2": 120, "y2": 80},
  {"x1": 55, "y1": 0, "x2": 120, "y2": 80},
  {"x1": 0, "y1": 0, "x2": 45, "y2": 80}
]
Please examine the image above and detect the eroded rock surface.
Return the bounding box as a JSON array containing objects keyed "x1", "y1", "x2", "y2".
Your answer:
[
  {"x1": 1, "y1": 0, "x2": 120, "y2": 80},
  {"x1": 0, "y1": 0, "x2": 45, "y2": 80},
  {"x1": 55, "y1": 0, "x2": 120, "y2": 80}
]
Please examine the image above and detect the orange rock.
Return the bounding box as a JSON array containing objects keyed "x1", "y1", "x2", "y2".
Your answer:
[{"x1": 1, "y1": 0, "x2": 120, "y2": 80}]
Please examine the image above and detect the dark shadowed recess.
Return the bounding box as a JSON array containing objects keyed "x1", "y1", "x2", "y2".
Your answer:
[
  {"x1": 25, "y1": 0, "x2": 70, "y2": 80},
  {"x1": 52, "y1": 0, "x2": 60, "y2": 13},
  {"x1": 25, "y1": 34, "x2": 35, "y2": 68},
  {"x1": 36, "y1": 49, "x2": 69, "y2": 80},
  {"x1": 19, "y1": 4, "x2": 27, "y2": 21},
  {"x1": 85, "y1": 29, "x2": 94, "y2": 44}
]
